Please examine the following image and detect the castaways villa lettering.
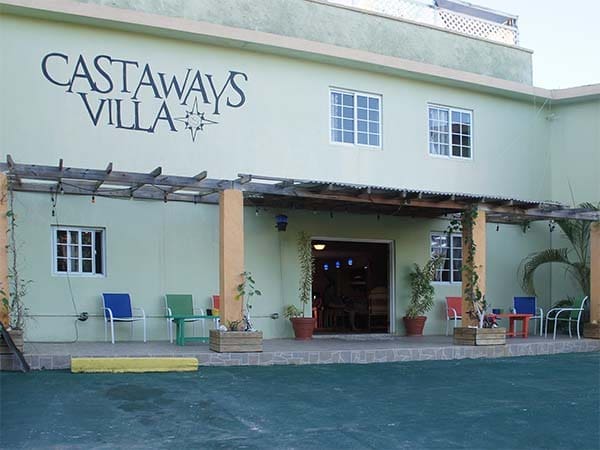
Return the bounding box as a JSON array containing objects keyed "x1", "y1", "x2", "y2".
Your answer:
[{"x1": 41, "y1": 52, "x2": 248, "y2": 141}]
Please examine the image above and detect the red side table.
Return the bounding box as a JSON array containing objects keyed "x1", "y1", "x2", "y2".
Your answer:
[{"x1": 497, "y1": 313, "x2": 533, "y2": 338}]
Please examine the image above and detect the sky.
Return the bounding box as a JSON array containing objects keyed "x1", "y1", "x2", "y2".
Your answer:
[{"x1": 473, "y1": 0, "x2": 600, "y2": 88}]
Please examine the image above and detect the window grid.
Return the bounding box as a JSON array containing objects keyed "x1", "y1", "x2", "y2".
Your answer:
[
  {"x1": 431, "y1": 232, "x2": 462, "y2": 283},
  {"x1": 54, "y1": 227, "x2": 104, "y2": 276},
  {"x1": 428, "y1": 105, "x2": 472, "y2": 159},
  {"x1": 331, "y1": 89, "x2": 381, "y2": 148}
]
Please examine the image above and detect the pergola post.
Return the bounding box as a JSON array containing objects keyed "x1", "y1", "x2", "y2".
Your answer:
[
  {"x1": 461, "y1": 208, "x2": 486, "y2": 327},
  {"x1": 219, "y1": 189, "x2": 244, "y2": 326},
  {"x1": 0, "y1": 173, "x2": 9, "y2": 327},
  {"x1": 584, "y1": 222, "x2": 600, "y2": 338}
]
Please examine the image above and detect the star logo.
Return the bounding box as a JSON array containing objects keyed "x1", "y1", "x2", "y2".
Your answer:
[{"x1": 175, "y1": 97, "x2": 218, "y2": 142}]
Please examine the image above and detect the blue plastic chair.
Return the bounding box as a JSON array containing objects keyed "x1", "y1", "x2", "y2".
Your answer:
[
  {"x1": 512, "y1": 296, "x2": 543, "y2": 336},
  {"x1": 102, "y1": 293, "x2": 147, "y2": 344}
]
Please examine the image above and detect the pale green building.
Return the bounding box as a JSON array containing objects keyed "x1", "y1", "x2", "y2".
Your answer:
[{"x1": 0, "y1": 0, "x2": 598, "y2": 342}]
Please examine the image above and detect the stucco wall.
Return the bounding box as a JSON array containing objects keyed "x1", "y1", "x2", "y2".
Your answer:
[
  {"x1": 1, "y1": 15, "x2": 548, "y2": 201},
  {"x1": 15, "y1": 192, "x2": 551, "y2": 341},
  {"x1": 72, "y1": 0, "x2": 533, "y2": 84}
]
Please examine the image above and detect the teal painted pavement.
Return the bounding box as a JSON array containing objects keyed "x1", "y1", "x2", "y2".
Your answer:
[{"x1": 1, "y1": 352, "x2": 599, "y2": 449}]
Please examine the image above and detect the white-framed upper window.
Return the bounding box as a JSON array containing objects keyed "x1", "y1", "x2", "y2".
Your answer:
[
  {"x1": 431, "y1": 232, "x2": 462, "y2": 283},
  {"x1": 330, "y1": 89, "x2": 381, "y2": 148},
  {"x1": 428, "y1": 105, "x2": 472, "y2": 159},
  {"x1": 52, "y1": 226, "x2": 105, "y2": 276}
]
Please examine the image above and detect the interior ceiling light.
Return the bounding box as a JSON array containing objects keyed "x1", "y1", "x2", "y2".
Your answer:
[{"x1": 313, "y1": 243, "x2": 326, "y2": 251}]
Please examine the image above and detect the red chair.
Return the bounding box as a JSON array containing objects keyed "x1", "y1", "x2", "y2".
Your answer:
[
  {"x1": 212, "y1": 295, "x2": 220, "y2": 311},
  {"x1": 445, "y1": 297, "x2": 462, "y2": 335}
]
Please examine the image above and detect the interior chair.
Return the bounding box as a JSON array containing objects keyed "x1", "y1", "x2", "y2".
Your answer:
[
  {"x1": 512, "y1": 296, "x2": 544, "y2": 336},
  {"x1": 102, "y1": 293, "x2": 147, "y2": 344},
  {"x1": 212, "y1": 295, "x2": 221, "y2": 327},
  {"x1": 445, "y1": 297, "x2": 462, "y2": 336},
  {"x1": 164, "y1": 294, "x2": 205, "y2": 343},
  {"x1": 545, "y1": 296, "x2": 588, "y2": 340},
  {"x1": 368, "y1": 287, "x2": 389, "y2": 332}
]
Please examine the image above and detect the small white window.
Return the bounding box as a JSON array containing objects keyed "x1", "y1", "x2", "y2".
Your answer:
[
  {"x1": 428, "y1": 105, "x2": 472, "y2": 159},
  {"x1": 330, "y1": 89, "x2": 381, "y2": 148},
  {"x1": 431, "y1": 232, "x2": 462, "y2": 283},
  {"x1": 52, "y1": 227, "x2": 105, "y2": 276}
]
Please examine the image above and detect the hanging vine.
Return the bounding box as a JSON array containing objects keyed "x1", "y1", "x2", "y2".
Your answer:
[{"x1": 447, "y1": 206, "x2": 487, "y2": 327}]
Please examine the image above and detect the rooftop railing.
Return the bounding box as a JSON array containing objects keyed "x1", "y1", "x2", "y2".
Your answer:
[{"x1": 327, "y1": 0, "x2": 519, "y2": 46}]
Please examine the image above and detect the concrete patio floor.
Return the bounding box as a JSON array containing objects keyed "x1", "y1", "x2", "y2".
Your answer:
[{"x1": 2, "y1": 334, "x2": 599, "y2": 370}]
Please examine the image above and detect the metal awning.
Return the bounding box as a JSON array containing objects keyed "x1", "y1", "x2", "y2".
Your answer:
[{"x1": 1, "y1": 157, "x2": 598, "y2": 223}]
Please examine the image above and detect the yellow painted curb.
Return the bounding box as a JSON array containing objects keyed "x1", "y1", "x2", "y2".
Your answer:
[{"x1": 71, "y1": 357, "x2": 198, "y2": 373}]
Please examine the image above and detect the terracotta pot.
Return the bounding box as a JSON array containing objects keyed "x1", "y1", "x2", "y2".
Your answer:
[
  {"x1": 403, "y1": 316, "x2": 427, "y2": 336},
  {"x1": 291, "y1": 317, "x2": 315, "y2": 340}
]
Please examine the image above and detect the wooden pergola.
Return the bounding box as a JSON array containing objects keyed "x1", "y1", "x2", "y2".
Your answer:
[{"x1": 1, "y1": 157, "x2": 598, "y2": 335}]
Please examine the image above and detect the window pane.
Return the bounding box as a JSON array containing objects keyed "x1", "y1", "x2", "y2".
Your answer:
[
  {"x1": 368, "y1": 97, "x2": 379, "y2": 109},
  {"x1": 331, "y1": 105, "x2": 342, "y2": 117},
  {"x1": 69, "y1": 259, "x2": 79, "y2": 272},
  {"x1": 429, "y1": 143, "x2": 439, "y2": 155},
  {"x1": 452, "y1": 146, "x2": 461, "y2": 156},
  {"x1": 95, "y1": 231, "x2": 103, "y2": 274},
  {"x1": 331, "y1": 117, "x2": 342, "y2": 129},
  {"x1": 452, "y1": 111, "x2": 461, "y2": 122},
  {"x1": 332, "y1": 130, "x2": 342, "y2": 142},
  {"x1": 452, "y1": 123, "x2": 460, "y2": 134},
  {"x1": 357, "y1": 95, "x2": 367, "y2": 108},
  {"x1": 69, "y1": 231, "x2": 79, "y2": 244},
  {"x1": 357, "y1": 133, "x2": 368, "y2": 145},
  {"x1": 343, "y1": 119, "x2": 354, "y2": 130},
  {"x1": 357, "y1": 108, "x2": 367, "y2": 120},
  {"x1": 343, "y1": 107, "x2": 353, "y2": 118},
  {"x1": 368, "y1": 135, "x2": 380, "y2": 146},
  {"x1": 368, "y1": 122, "x2": 378, "y2": 133},
  {"x1": 57, "y1": 258, "x2": 67, "y2": 272},
  {"x1": 452, "y1": 134, "x2": 460, "y2": 145},
  {"x1": 358, "y1": 121, "x2": 368, "y2": 132},
  {"x1": 462, "y1": 136, "x2": 470, "y2": 147},
  {"x1": 462, "y1": 148, "x2": 471, "y2": 158},
  {"x1": 82, "y1": 246, "x2": 92, "y2": 258},
  {"x1": 439, "y1": 143, "x2": 449, "y2": 155},
  {"x1": 342, "y1": 94, "x2": 354, "y2": 106},
  {"x1": 429, "y1": 108, "x2": 437, "y2": 120},
  {"x1": 57, "y1": 230, "x2": 67, "y2": 244},
  {"x1": 69, "y1": 245, "x2": 79, "y2": 257},
  {"x1": 453, "y1": 270, "x2": 462, "y2": 282},
  {"x1": 82, "y1": 260, "x2": 92, "y2": 273},
  {"x1": 57, "y1": 245, "x2": 67, "y2": 257},
  {"x1": 439, "y1": 110, "x2": 449, "y2": 122},
  {"x1": 452, "y1": 236, "x2": 462, "y2": 248},
  {"x1": 82, "y1": 232, "x2": 92, "y2": 245},
  {"x1": 343, "y1": 131, "x2": 354, "y2": 143},
  {"x1": 462, "y1": 125, "x2": 470, "y2": 135},
  {"x1": 368, "y1": 110, "x2": 379, "y2": 121},
  {"x1": 462, "y1": 112, "x2": 471, "y2": 124}
]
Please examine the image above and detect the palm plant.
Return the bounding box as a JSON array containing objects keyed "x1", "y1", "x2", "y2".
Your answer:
[{"x1": 518, "y1": 202, "x2": 598, "y2": 297}]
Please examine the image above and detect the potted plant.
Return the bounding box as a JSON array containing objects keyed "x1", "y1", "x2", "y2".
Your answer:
[
  {"x1": 403, "y1": 255, "x2": 442, "y2": 336},
  {"x1": 0, "y1": 185, "x2": 29, "y2": 354},
  {"x1": 284, "y1": 232, "x2": 315, "y2": 340},
  {"x1": 209, "y1": 271, "x2": 263, "y2": 352}
]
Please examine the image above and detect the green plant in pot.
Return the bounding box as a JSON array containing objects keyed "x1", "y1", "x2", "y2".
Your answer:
[
  {"x1": 284, "y1": 232, "x2": 315, "y2": 340},
  {"x1": 404, "y1": 255, "x2": 443, "y2": 336}
]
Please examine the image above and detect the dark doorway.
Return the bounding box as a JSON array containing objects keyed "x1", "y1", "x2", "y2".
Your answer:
[{"x1": 312, "y1": 240, "x2": 390, "y2": 333}]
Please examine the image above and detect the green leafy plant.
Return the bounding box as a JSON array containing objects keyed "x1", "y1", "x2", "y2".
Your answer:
[
  {"x1": 236, "y1": 271, "x2": 262, "y2": 310},
  {"x1": 406, "y1": 255, "x2": 444, "y2": 318},
  {"x1": 283, "y1": 305, "x2": 303, "y2": 319},
  {"x1": 518, "y1": 203, "x2": 599, "y2": 297},
  {"x1": 285, "y1": 231, "x2": 315, "y2": 318},
  {"x1": 226, "y1": 320, "x2": 243, "y2": 331}
]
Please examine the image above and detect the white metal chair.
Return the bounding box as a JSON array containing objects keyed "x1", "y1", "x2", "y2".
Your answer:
[
  {"x1": 102, "y1": 293, "x2": 147, "y2": 344},
  {"x1": 511, "y1": 296, "x2": 543, "y2": 336},
  {"x1": 545, "y1": 296, "x2": 588, "y2": 340},
  {"x1": 445, "y1": 297, "x2": 462, "y2": 336}
]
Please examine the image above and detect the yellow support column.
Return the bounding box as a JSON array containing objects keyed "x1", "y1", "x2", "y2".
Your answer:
[
  {"x1": 461, "y1": 208, "x2": 486, "y2": 327},
  {"x1": 0, "y1": 173, "x2": 9, "y2": 327},
  {"x1": 584, "y1": 222, "x2": 600, "y2": 338},
  {"x1": 219, "y1": 189, "x2": 244, "y2": 326}
]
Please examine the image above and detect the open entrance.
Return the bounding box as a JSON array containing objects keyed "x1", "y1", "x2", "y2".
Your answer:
[{"x1": 312, "y1": 239, "x2": 391, "y2": 334}]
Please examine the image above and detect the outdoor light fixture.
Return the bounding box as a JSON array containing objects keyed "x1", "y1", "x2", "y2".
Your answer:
[
  {"x1": 335, "y1": 260, "x2": 341, "y2": 269},
  {"x1": 347, "y1": 258, "x2": 353, "y2": 266},
  {"x1": 323, "y1": 264, "x2": 329, "y2": 271},
  {"x1": 313, "y1": 243, "x2": 326, "y2": 251},
  {"x1": 275, "y1": 214, "x2": 288, "y2": 231}
]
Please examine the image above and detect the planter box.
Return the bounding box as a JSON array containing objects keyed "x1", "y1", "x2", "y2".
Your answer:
[
  {"x1": 0, "y1": 329, "x2": 24, "y2": 354},
  {"x1": 453, "y1": 327, "x2": 506, "y2": 346},
  {"x1": 209, "y1": 330, "x2": 263, "y2": 353}
]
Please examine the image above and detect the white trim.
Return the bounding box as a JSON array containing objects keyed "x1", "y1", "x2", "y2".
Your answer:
[
  {"x1": 329, "y1": 87, "x2": 382, "y2": 149},
  {"x1": 427, "y1": 104, "x2": 473, "y2": 160},
  {"x1": 430, "y1": 231, "x2": 462, "y2": 284},
  {"x1": 311, "y1": 236, "x2": 395, "y2": 334},
  {"x1": 51, "y1": 225, "x2": 106, "y2": 277}
]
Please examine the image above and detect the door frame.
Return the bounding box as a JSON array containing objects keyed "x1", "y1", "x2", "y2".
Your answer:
[{"x1": 311, "y1": 236, "x2": 396, "y2": 334}]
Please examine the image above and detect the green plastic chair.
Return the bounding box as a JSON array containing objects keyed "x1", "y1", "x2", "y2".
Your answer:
[
  {"x1": 164, "y1": 294, "x2": 204, "y2": 343},
  {"x1": 545, "y1": 296, "x2": 588, "y2": 340}
]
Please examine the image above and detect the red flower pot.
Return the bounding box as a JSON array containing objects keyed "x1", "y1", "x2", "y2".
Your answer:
[
  {"x1": 403, "y1": 316, "x2": 427, "y2": 336},
  {"x1": 291, "y1": 317, "x2": 315, "y2": 340}
]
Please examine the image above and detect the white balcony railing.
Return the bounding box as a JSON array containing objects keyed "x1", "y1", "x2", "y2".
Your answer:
[{"x1": 327, "y1": 0, "x2": 519, "y2": 46}]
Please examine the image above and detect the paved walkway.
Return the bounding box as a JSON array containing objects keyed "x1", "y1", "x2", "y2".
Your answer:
[{"x1": 2, "y1": 335, "x2": 599, "y2": 370}]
